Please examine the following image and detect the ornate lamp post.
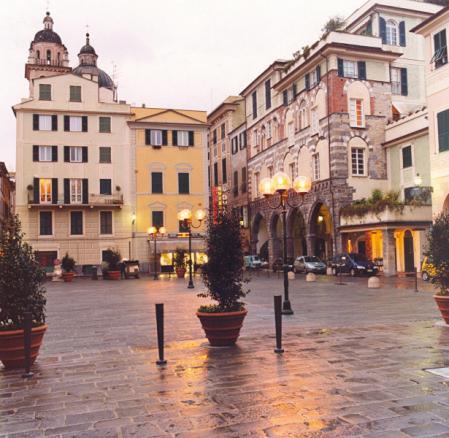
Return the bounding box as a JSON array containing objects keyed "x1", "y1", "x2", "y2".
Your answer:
[
  {"x1": 259, "y1": 171, "x2": 312, "y2": 315},
  {"x1": 177, "y1": 208, "x2": 206, "y2": 289},
  {"x1": 148, "y1": 226, "x2": 166, "y2": 280}
]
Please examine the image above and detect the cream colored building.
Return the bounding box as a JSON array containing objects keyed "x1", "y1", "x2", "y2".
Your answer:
[{"x1": 14, "y1": 13, "x2": 133, "y2": 270}]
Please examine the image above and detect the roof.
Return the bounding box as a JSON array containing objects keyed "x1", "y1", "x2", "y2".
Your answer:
[
  {"x1": 33, "y1": 28, "x2": 62, "y2": 45},
  {"x1": 239, "y1": 60, "x2": 290, "y2": 96},
  {"x1": 131, "y1": 107, "x2": 207, "y2": 124},
  {"x1": 207, "y1": 96, "x2": 243, "y2": 122},
  {"x1": 72, "y1": 65, "x2": 114, "y2": 90},
  {"x1": 411, "y1": 5, "x2": 449, "y2": 33}
]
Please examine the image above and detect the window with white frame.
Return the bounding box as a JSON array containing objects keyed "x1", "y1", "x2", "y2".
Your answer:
[
  {"x1": 150, "y1": 130, "x2": 162, "y2": 146},
  {"x1": 386, "y1": 20, "x2": 398, "y2": 46},
  {"x1": 39, "y1": 146, "x2": 52, "y2": 162},
  {"x1": 40, "y1": 179, "x2": 52, "y2": 204},
  {"x1": 177, "y1": 130, "x2": 189, "y2": 146},
  {"x1": 310, "y1": 69, "x2": 319, "y2": 87},
  {"x1": 343, "y1": 60, "x2": 357, "y2": 78},
  {"x1": 391, "y1": 68, "x2": 401, "y2": 95},
  {"x1": 69, "y1": 116, "x2": 82, "y2": 132},
  {"x1": 349, "y1": 99, "x2": 364, "y2": 128},
  {"x1": 38, "y1": 115, "x2": 52, "y2": 131},
  {"x1": 312, "y1": 154, "x2": 320, "y2": 181},
  {"x1": 70, "y1": 179, "x2": 82, "y2": 204},
  {"x1": 351, "y1": 147, "x2": 365, "y2": 176},
  {"x1": 70, "y1": 146, "x2": 83, "y2": 163}
]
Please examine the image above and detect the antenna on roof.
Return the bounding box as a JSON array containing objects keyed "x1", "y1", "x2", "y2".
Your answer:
[{"x1": 111, "y1": 61, "x2": 118, "y2": 87}]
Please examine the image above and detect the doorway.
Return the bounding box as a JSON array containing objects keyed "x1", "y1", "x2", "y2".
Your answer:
[{"x1": 404, "y1": 230, "x2": 415, "y2": 272}]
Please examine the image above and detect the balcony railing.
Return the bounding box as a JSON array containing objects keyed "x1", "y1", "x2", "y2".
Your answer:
[
  {"x1": 28, "y1": 193, "x2": 124, "y2": 207},
  {"x1": 32, "y1": 59, "x2": 66, "y2": 67}
]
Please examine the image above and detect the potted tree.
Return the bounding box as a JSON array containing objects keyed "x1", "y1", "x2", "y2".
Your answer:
[
  {"x1": 103, "y1": 249, "x2": 121, "y2": 280},
  {"x1": 197, "y1": 212, "x2": 248, "y2": 346},
  {"x1": 0, "y1": 215, "x2": 47, "y2": 369},
  {"x1": 427, "y1": 213, "x2": 449, "y2": 324},
  {"x1": 174, "y1": 249, "x2": 187, "y2": 279},
  {"x1": 61, "y1": 253, "x2": 76, "y2": 282}
]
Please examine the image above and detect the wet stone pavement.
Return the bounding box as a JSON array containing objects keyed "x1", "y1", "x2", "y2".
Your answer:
[{"x1": 1, "y1": 274, "x2": 449, "y2": 437}]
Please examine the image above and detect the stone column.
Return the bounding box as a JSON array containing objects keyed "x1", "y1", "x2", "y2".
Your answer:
[
  {"x1": 306, "y1": 234, "x2": 315, "y2": 256},
  {"x1": 382, "y1": 229, "x2": 396, "y2": 276}
]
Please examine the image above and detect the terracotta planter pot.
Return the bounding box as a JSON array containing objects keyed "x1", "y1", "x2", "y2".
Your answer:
[
  {"x1": 0, "y1": 324, "x2": 47, "y2": 369},
  {"x1": 107, "y1": 271, "x2": 121, "y2": 280},
  {"x1": 176, "y1": 267, "x2": 186, "y2": 279},
  {"x1": 62, "y1": 272, "x2": 74, "y2": 282},
  {"x1": 434, "y1": 295, "x2": 449, "y2": 324},
  {"x1": 196, "y1": 309, "x2": 247, "y2": 346}
]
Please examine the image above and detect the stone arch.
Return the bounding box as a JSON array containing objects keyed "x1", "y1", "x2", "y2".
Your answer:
[
  {"x1": 270, "y1": 213, "x2": 283, "y2": 261},
  {"x1": 314, "y1": 88, "x2": 327, "y2": 121},
  {"x1": 308, "y1": 201, "x2": 333, "y2": 260},
  {"x1": 251, "y1": 212, "x2": 269, "y2": 259},
  {"x1": 287, "y1": 208, "x2": 307, "y2": 258}
]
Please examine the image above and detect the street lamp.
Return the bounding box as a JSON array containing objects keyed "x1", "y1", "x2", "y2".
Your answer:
[
  {"x1": 177, "y1": 208, "x2": 206, "y2": 289},
  {"x1": 148, "y1": 226, "x2": 166, "y2": 280},
  {"x1": 259, "y1": 171, "x2": 311, "y2": 315}
]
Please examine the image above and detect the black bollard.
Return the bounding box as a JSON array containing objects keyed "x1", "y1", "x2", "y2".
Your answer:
[
  {"x1": 274, "y1": 295, "x2": 284, "y2": 354},
  {"x1": 22, "y1": 312, "x2": 33, "y2": 378},
  {"x1": 91, "y1": 265, "x2": 98, "y2": 280},
  {"x1": 155, "y1": 303, "x2": 167, "y2": 365},
  {"x1": 414, "y1": 267, "x2": 419, "y2": 293}
]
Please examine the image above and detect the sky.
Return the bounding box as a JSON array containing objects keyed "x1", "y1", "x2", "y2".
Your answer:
[{"x1": 0, "y1": 0, "x2": 364, "y2": 171}]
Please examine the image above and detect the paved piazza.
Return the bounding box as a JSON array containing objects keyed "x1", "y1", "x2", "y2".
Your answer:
[{"x1": 1, "y1": 274, "x2": 449, "y2": 437}]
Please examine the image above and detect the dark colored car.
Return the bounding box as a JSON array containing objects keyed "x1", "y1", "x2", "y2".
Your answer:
[
  {"x1": 272, "y1": 257, "x2": 294, "y2": 272},
  {"x1": 331, "y1": 253, "x2": 378, "y2": 277}
]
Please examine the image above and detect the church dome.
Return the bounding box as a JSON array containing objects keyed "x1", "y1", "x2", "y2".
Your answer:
[
  {"x1": 72, "y1": 64, "x2": 115, "y2": 90},
  {"x1": 32, "y1": 12, "x2": 62, "y2": 45}
]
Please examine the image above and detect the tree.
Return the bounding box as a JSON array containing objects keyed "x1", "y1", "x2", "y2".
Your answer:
[
  {"x1": 321, "y1": 16, "x2": 345, "y2": 38},
  {"x1": 0, "y1": 215, "x2": 46, "y2": 330},
  {"x1": 427, "y1": 213, "x2": 449, "y2": 296}
]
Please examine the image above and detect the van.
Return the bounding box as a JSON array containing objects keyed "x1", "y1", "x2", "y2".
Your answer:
[{"x1": 244, "y1": 255, "x2": 262, "y2": 270}]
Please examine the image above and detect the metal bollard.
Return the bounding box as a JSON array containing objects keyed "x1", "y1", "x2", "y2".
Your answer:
[
  {"x1": 22, "y1": 312, "x2": 34, "y2": 378},
  {"x1": 155, "y1": 304, "x2": 167, "y2": 365},
  {"x1": 274, "y1": 295, "x2": 284, "y2": 354},
  {"x1": 414, "y1": 267, "x2": 419, "y2": 293}
]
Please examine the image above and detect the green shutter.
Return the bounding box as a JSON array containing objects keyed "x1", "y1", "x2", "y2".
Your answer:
[{"x1": 438, "y1": 109, "x2": 449, "y2": 152}]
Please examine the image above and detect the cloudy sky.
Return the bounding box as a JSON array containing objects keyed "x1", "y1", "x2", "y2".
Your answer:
[{"x1": 1, "y1": 0, "x2": 363, "y2": 170}]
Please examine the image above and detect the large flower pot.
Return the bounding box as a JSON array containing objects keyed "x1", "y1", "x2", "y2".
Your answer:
[
  {"x1": 62, "y1": 272, "x2": 74, "y2": 283},
  {"x1": 176, "y1": 267, "x2": 186, "y2": 279},
  {"x1": 107, "y1": 271, "x2": 120, "y2": 280},
  {"x1": 434, "y1": 295, "x2": 449, "y2": 324},
  {"x1": 196, "y1": 309, "x2": 247, "y2": 347},
  {"x1": 0, "y1": 324, "x2": 47, "y2": 369}
]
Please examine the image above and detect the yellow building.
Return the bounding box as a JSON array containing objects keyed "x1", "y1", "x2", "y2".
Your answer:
[{"x1": 129, "y1": 107, "x2": 209, "y2": 272}]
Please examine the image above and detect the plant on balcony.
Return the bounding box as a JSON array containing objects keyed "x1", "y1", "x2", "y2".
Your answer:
[
  {"x1": 0, "y1": 215, "x2": 47, "y2": 368},
  {"x1": 427, "y1": 213, "x2": 449, "y2": 323},
  {"x1": 321, "y1": 16, "x2": 345, "y2": 38},
  {"x1": 196, "y1": 211, "x2": 249, "y2": 346},
  {"x1": 61, "y1": 253, "x2": 76, "y2": 282},
  {"x1": 102, "y1": 249, "x2": 121, "y2": 280},
  {"x1": 341, "y1": 189, "x2": 405, "y2": 218},
  {"x1": 174, "y1": 248, "x2": 187, "y2": 278}
]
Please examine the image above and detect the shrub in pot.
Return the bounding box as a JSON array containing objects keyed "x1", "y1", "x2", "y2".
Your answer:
[
  {"x1": 61, "y1": 253, "x2": 76, "y2": 282},
  {"x1": 0, "y1": 215, "x2": 47, "y2": 369},
  {"x1": 102, "y1": 249, "x2": 121, "y2": 280},
  {"x1": 197, "y1": 211, "x2": 248, "y2": 346},
  {"x1": 174, "y1": 249, "x2": 187, "y2": 278},
  {"x1": 427, "y1": 213, "x2": 449, "y2": 323}
]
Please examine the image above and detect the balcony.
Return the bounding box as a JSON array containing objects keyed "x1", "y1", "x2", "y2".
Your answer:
[{"x1": 27, "y1": 193, "x2": 123, "y2": 208}]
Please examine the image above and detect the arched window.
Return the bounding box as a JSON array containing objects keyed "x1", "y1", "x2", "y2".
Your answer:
[
  {"x1": 36, "y1": 50, "x2": 40, "y2": 60},
  {"x1": 386, "y1": 20, "x2": 398, "y2": 46},
  {"x1": 46, "y1": 49, "x2": 51, "y2": 64},
  {"x1": 261, "y1": 126, "x2": 266, "y2": 150}
]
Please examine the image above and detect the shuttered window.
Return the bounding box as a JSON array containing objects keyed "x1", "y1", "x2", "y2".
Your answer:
[
  {"x1": 252, "y1": 91, "x2": 257, "y2": 119},
  {"x1": 99, "y1": 117, "x2": 111, "y2": 133},
  {"x1": 100, "y1": 211, "x2": 113, "y2": 235},
  {"x1": 39, "y1": 211, "x2": 53, "y2": 236},
  {"x1": 437, "y1": 109, "x2": 449, "y2": 152},
  {"x1": 70, "y1": 211, "x2": 83, "y2": 235},
  {"x1": 99, "y1": 147, "x2": 111, "y2": 163},
  {"x1": 402, "y1": 145, "x2": 412, "y2": 168},
  {"x1": 152, "y1": 211, "x2": 164, "y2": 228},
  {"x1": 151, "y1": 172, "x2": 163, "y2": 194},
  {"x1": 178, "y1": 173, "x2": 190, "y2": 194},
  {"x1": 265, "y1": 79, "x2": 271, "y2": 109},
  {"x1": 433, "y1": 29, "x2": 448, "y2": 68},
  {"x1": 39, "y1": 84, "x2": 51, "y2": 101},
  {"x1": 70, "y1": 86, "x2": 81, "y2": 102}
]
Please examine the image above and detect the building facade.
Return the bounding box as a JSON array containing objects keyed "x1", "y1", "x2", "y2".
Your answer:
[
  {"x1": 0, "y1": 163, "x2": 14, "y2": 230},
  {"x1": 14, "y1": 13, "x2": 133, "y2": 270},
  {"x1": 130, "y1": 107, "x2": 209, "y2": 272}
]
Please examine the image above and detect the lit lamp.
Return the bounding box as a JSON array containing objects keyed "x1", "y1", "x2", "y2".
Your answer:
[
  {"x1": 177, "y1": 208, "x2": 206, "y2": 289},
  {"x1": 259, "y1": 171, "x2": 312, "y2": 315},
  {"x1": 148, "y1": 225, "x2": 166, "y2": 280}
]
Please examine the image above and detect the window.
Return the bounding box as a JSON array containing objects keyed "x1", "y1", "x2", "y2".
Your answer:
[
  {"x1": 70, "y1": 147, "x2": 83, "y2": 163},
  {"x1": 39, "y1": 146, "x2": 53, "y2": 162},
  {"x1": 36, "y1": 115, "x2": 52, "y2": 131},
  {"x1": 349, "y1": 99, "x2": 364, "y2": 128},
  {"x1": 221, "y1": 142, "x2": 226, "y2": 153},
  {"x1": 40, "y1": 179, "x2": 52, "y2": 204},
  {"x1": 351, "y1": 148, "x2": 365, "y2": 176},
  {"x1": 391, "y1": 68, "x2": 401, "y2": 95},
  {"x1": 100, "y1": 179, "x2": 112, "y2": 195},
  {"x1": 70, "y1": 116, "x2": 82, "y2": 132},
  {"x1": 70, "y1": 86, "x2": 81, "y2": 102},
  {"x1": 151, "y1": 172, "x2": 163, "y2": 194},
  {"x1": 39, "y1": 211, "x2": 52, "y2": 236},
  {"x1": 213, "y1": 129, "x2": 217, "y2": 144},
  {"x1": 39, "y1": 84, "x2": 51, "y2": 101},
  {"x1": 437, "y1": 109, "x2": 449, "y2": 152},
  {"x1": 313, "y1": 154, "x2": 320, "y2": 181},
  {"x1": 70, "y1": 179, "x2": 82, "y2": 204},
  {"x1": 233, "y1": 171, "x2": 238, "y2": 197},
  {"x1": 179, "y1": 219, "x2": 189, "y2": 233},
  {"x1": 386, "y1": 20, "x2": 398, "y2": 46},
  {"x1": 213, "y1": 162, "x2": 218, "y2": 186},
  {"x1": 222, "y1": 158, "x2": 227, "y2": 184},
  {"x1": 265, "y1": 79, "x2": 271, "y2": 109},
  {"x1": 240, "y1": 132, "x2": 247, "y2": 149},
  {"x1": 343, "y1": 60, "x2": 357, "y2": 78},
  {"x1": 99, "y1": 117, "x2": 111, "y2": 133},
  {"x1": 310, "y1": 66, "x2": 320, "y2": 88},
  {"x1": 100, "y1": 211, "x2": 113, "y2": 235},
  {"x1": 221, "y1": 123, "x2": 225, "y2": 139},
  {"x1": 151, "y1": 130, "x2": 162, "y2": 146},
  {"x1": 433, "y1": 29, "x2": 448, "y2": 68},
  {"x1": 152, "y1": 211, "x2": 164, "y2": 228},
  {"x1": 178, "y1": 173, "x2": 190, "y2": 194},
  {"x1": 176, "y1": 130, "x2": 189, "y2": 146},
  {"x1": 252, "y1": 91, "x2": 257, "y2": 119},
  {"x1": 402, "y1": 145, "x2": 412, "y2": 168},
  {"x1": 99, "y1": 147, "x2": 111, "y2": 163},
  {"x1": 70, "y1": 211, "x2": 83, "y2": 235},
  {"x1": 242, "y1": 167, "x2": 247, "y2": 193}
]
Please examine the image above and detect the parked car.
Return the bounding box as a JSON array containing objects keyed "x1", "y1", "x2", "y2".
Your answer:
[
  {"x1": 421, "y1": 256, "x2": 436, "y2": 282},
  {"x1": 293, "y1": 256, "x2": 327, "y2": 274},
  {"x1": 244, "y1": 255, "x2": 262, "y2": 270},
  {"x1": 272, "y1": 257, "x2": 294, "y2": 272},
  {"x1": 331, "y1": 253, "x2": 378, "y2": 276},
  {"x1": 122, "y1": 260, "x2": 140, "y2": 279}
]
